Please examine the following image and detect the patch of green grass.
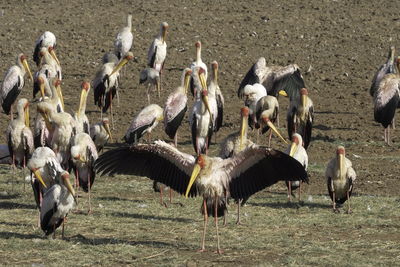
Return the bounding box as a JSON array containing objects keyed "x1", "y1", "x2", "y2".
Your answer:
[{"x1": 0, "y1": 174, "x2": 399, "y2": 266}]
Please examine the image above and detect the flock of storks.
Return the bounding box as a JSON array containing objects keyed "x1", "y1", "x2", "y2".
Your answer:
[{"x1": 1, "y1": 14, "x2": 398, "y2": 253}]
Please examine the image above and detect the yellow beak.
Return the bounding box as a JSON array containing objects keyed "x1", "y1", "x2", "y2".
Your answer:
[
  {"x1": 56, "y1": 83, "x2": 65, "y2": 110},
  {"x1": 213, "y1": 67, "x2": 218, "y2": 84},
  {"x1": 22, "y1": 59, "x2": 33, "y2": 81},
  {"x1": 199, "y1": 72, "x2": 208, "y2": 91},
  {"x1": 62, "y1": 174, "x2": 76, "y2": 201},
  {"x1": 162, "y1": 28, "x2": 167, "y2": 43},
  {"x1": 50, "y1": 49, "x2": 61, "y2": 66},
  {"x1": 240, "y1": 115, "x2": 247, "y2": 151},
  {"x1": 24, "y1": 105, "x2": 30, "y2": 127},
  {"x1": 338, "y1": 154, "x2": 344, "y2": 178},
  {"x1": 202, "y1": 94, "x2": 213, "y2": 123},
  {"x1": 266, "y1": 120, "x2": 288, "y2": 144},
  {"x1": 78, "y1": 89, "x2": 88, "y2": 115},
  {"x1": 33, "y1": 169, "x2": 47, "y2": 188},
  {"x1": 278, "y1": 90, "x2": 288, "y2": 97},
  {"x1": 39, "y1": 82, "x2": 46, "y2": 98},
  {"x1": 184, "y1": 73, "x2": 191, "y2": 95},
  {"x1": 185, "y1": 164, "x2": 201, "y2": 198},
  {"x1": 110, "y1": 58, "x2": 129, "y2": 76},
  {"x1": 289, "y1": 142, "x2": 298, "y2": 157}
]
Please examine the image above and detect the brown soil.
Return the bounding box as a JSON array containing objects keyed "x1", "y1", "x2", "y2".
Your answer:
[{"x1": 1, "y1": 0, "x2": 400, "y2": 198}]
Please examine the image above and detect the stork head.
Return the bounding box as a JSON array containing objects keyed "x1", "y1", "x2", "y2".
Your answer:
[
  {"x1": 37, "y1": 74, "x2": 47, "y2": 98},
  {"x1": 195, "y1": 41, "x2": 201, "y2": 48},
  {"x1": 48, "y1": 46, "x2": 60, "y2": 65},
  {"x1": 185, "y1": 155, "x2": 206, "y2": 198},
  {"x1": 31, "y1": 167, "x2": 47, "y2": 189},
  {"x1": 17, "y1": 98, "x2": 30, "y2": 127},
  {"x1": 289, "y1": 133, "x2": 303, "y2": 157},
  {"x1": 161, "y1": 22, "x2": 168, "y2": 42},
  {"x1": 18, "y1": 53, "x2": 33, "y2": 81},
  {"x1": 211, "y1": 61, "x2": 218, "y2": 82}
]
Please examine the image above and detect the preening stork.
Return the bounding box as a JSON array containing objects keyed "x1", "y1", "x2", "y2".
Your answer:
[
  {"x1": 238, "y1": 57, "x2": 305, "y2": 99},
  {"x1": 93, "y1": 52, "x2": 133, "y2": 125},
  {"x1": 208, "y1": 61, "x2": 224, "y2": 137},
  {"x1": 71, "y1": 133, "x2": 98, "y2": 213},
  {"x1": 124, "y1": 104, "x2": 164, "y2": 144},
  {"x1": 373, "y1": 57, "x2": 400, "y2": 145},
  {"x1": 190, "y1": 67, "x2": 213, "y2": 155},
  {"x1": 139, "y1": 67, "x2": 160, "y2": 104},
  {"x1": 90, "y1": 117, "x2": 112, "y2": 152},
  {"x1": 28, "y1": 147, "x2": 62, "y2": 209},
  {"x1": 1, "y1": 54, "x2": 33, "y2": 117},
  {"x1": 114, "y1": 14, "x2": 133, "y2": 59},
  {"x1": 7, "y1": 98, "x2": 34, "y2": 189},
  {"x1": 164, "y1": 68, "x2": 191, "y2": 147},
  {"x1": 33, "y1": 31, "x2": 58, "y2": 66},
  {"x1": 242, "y1": 83, "x2": 267, "y2": 128},
  {"x1": 284, "y1": 133, "x2": 308, "y2": 202},
  {"x1": 147, "y1": 22, "x2": 168, "y2": 92},
  {"x1": 37, "y1": 47, "x2": 61, "y2": 80},
  {"x1": 220, "y1": 107, "x2": 254, "y2": 224},
  {"x1": 37, "y1": 101, "x2": 76, "y2": 169},
  {"x1": 325, "y1": 146, "x2": 356, "y2": 213},
  {"x1": 190, "y1": 41, "x2": 207, "y2": 98},
  {"x1": 255, "y1": 95, "x2": 288, "y2": 146},
  {"x1": 370, "y1": 46, "x2": 395, "y2": 97},
  {"x1": 95, "y1": 140, "x2": 308, "y2": 253},
  {"x1": 40, "y1": 170, "x2": 76, "y2": 238},
  {"x1": 287, "y1": 88, "x2": 314, "y2": 149},
  {"x1": 33, "y1": 63, "x2": 57, "y2": 99},
  {"x1": 74, "y1": 82, "x2": 90, "y2": 134}
]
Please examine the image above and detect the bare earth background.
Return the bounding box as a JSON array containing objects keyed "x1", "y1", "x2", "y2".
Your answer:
[{"x1": 0, "y1": 0, "x2": 400, "y2": 265}]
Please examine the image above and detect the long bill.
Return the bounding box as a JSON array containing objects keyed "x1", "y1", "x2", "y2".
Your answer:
[
  {"x1": 338, "y1": 153, "x2": 345, "y2": 179},
  {"x1": 110, "y1": 58, "x2": 129, "y2": 76},
  {"x1": 62, "y1": 174, "x2": 77, "y2": 201},
  {"x1": 202, "y1": 94, "x2": 213, "y2": 124},
  {"x1": 289, "y1": 142, "x2": 298, "y2": 157},
  {"x1": 50, "y1": 49, "x2": 61, "y2": 66},
  {"x1": 199, "y1": 72, "x2": 208, "y2": 92},
  {"x1": 185, "y1": 164, "x2": 201, "y2": 198},
  {"x1": 33, "y1": 170, "x2": 47, "y2": 188},
  {"x1": 24, "y1": 105, "x2": 30, "y2": 127},
  {"x1": 301, "y1": 94, "x2": 308, "y2": 119},
  {"x1": 104, "y1": 122, "x2": 113, "y2": 142},
  {"x1": 78, "y1": 89, "x2": 88, "y2": 115},
  {"x1": 240, "y1": 115, "x2": 248, "y2": 151},
  {"x1": 39, "y1": 81, "x2": 46, "y2": 98},
  {"x1": 184, "y1": 72, "x2": 191, "y2": 95},
  {"x1": 266, "y1": 120, "x2": 288, "y2": 144},
  {"x1": 22, "y1": 59, "x2": 33, "y2": 81},
  {"x1": 56, "y1": 83, "x2": 65, "y2": 110}
]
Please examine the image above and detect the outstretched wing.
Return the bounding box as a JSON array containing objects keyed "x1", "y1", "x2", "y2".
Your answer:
[
  {"x1": 237, "y1": 62, "x2": 259, "y2": 98},
  {"x1": 223, "y1": 146, "x2": 308, "y2": 200},
  {"x1": 271, "y1": 68, "x2": 305, "y2": 100},
  {"x1": 95, "y1": 140, "x2": 198, "y2": 197}
]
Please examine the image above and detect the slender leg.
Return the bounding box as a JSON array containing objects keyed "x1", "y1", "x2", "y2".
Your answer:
[
  {"x1": 223, "y1": 192, "x2": 227, "y2": 226},
  {"x1": 288, "y1": 182, "x2": 292, "y2": 202},
  {"x1": 298, "y1": 182, "x2": 302, "y2": 202},
  {"x1": 331, "y1": 179, "x2": 338, "y2": 213},
  {"x1": 214, "y1": 194, "x2": 222, "y2": 254},
  {"x1": 169, "y1": 188, "x2": 173, "y2": 204},
  {"x1": 61, "y1": 217, "x2": 65, "y2": 239},
  {"x1": 75, "y1": 169, "x2": 80, "y2": 211},
  {"x1": 199, "y1": 198, "x2": 208, "y2": 252},
  {"x1": 110, "y1": 93, "x2": 114, "y2": 130},
  {"x1": 346, "y1": 189, "x2": 352, "y2": 214},
  {"x1": 268, "y1": 130, "x2": 272, "y2": 147},
  {"x1": 11, "y1": 155, "x2": 15, "y2": 192},
  {"x1": 88, "y1": 172, "x2": 92, "y2": 214},
  {"x1": 236, "y1": 199, "x2": 241, "y2": 225},
  {"x1": 116, "y1": 89, "x2": 120, "y2": 107},
  {"x1": 277, "y1": 112, "x2": 280, "y2": 127},
  {"x1": 159, "y1": 185, "x2": 167, "y2": 207},
  {"x1": 388, "y1": 127, "x2": 391, "y2": 146},
  {"x1": 23, "y1": 156, "x2": 26, "y2": 192}
]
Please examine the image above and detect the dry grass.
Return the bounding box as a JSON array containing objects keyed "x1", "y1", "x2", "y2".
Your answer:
[{"x1": 0, "y1": 166, "x2": 399, "y2": 266}]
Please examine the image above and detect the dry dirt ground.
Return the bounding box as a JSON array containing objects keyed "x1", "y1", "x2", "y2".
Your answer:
[{"x1": 0, "y1": 0, "x2": 400, "y2": 265}]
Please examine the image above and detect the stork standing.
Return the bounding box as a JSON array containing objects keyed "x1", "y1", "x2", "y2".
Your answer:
[
  {"x1": 114, "y1": 14, "x2": 133, "y2": 59},
  {"x1": 124, "y1": 104, "x2": 164, "y2": 144},
  {"x1": 284, "y1": 133, "x2": 308, "y2": 202},
  {"x1": 373, "y1": 57, "x2": 400, "y2": 145},
  {"x1": 90, "y1": 117, "x2": 112, "y2": 152},
  {"x1": 164, "y1": 68, "x2": 191, "y2": 147},
  {"x1": 147, "y1": 22, "x2": 168, "y2": 93},
  {"x1": 1, "y1": 54, "x2": 33, "y2": 118},
  {"x1": 325, "y1": 146, "x2": 356, "y2": 213},
  {"x1": 242, "y1": 83, "x2": 267, "y2": 128},
  {"x1": 190, "y1": 67, "x2": 213, "y2": 155},
  {"x1": 139, "y1": 68, "x2": 160, "y2": 104},
  {"x1": 7, "y1": 98, "x2": 34, "y2": 190},
  {"x1": 40, "y1": 170, "x2": 75, "y2": 238},
  {"x1": 190, "y1": 41, "x2": 208, "y2": 98},
  {"x1": 95, "y1": 140, "x2": 308, "y2": 254},
  {"x1": 370, "y1": 46, "x2": 395, "y2": 97},
  {"x1": 71, "y1": 133, "x2": 98, "y2": 213},
  {"x1": 220, "y1": 107, "x2": 254, "y2": 224},
  {"x1": 74, "y1": 82, "x2": 90, "y2": 134},
  {"x1": 208, "y1": 61, "x2": 224, "y2": 139},
  {"x1": 37, "y1": 102, "x2": 76, "y2": 169},
  {"x1": 238, "y1": 57, "x2": 305, "y2": 99},
  {"x1": 33, "y1": 31, "x2": 58, "y2": 66},
  {"x1": 255, "y1": 95, "x2": 288, "y2": 146},
  {"x1": 287, "y1": 88, "x2": 314, "y2": 149}
]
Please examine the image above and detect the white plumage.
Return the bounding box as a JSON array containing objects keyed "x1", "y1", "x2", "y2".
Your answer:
[
  {"x1": 147, "y1": 22, "x2": 168, "y2": 73},
  {"x1": 73, "y1": 82, "x2": 90, "y2": 134},
  {"x1": 114, "y1": 14, "x2": 133, "y2": 59},
  {"x1": 33, "y1": 31, "x2": 57, "y2": 66}
]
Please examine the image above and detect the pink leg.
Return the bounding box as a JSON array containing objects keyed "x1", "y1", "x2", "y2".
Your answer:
[
  {"x1": 288, "y1": 182, "x2": 292, "y2": 202},
  {"x1": 214, "y1": 194, "x2": 222, "y2": 254},
  {"x1": 199, "y1": 198, "x2": 208, "y2": 252},
  {"x1": 88, "y1": 172, "x2": 92, "y2": 214}
]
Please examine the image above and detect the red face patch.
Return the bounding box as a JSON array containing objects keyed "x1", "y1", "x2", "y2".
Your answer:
[
  {"x1": 82, "y1": 82, "x2": 90, "y2": 91},
  {"x1": 241, "y1": 107, "x2": 249, "y2": 117},
  {"x1": 300, "y1": 88, "x2": 308, "y2": 95},
  {"x1": 197, "y1": 155, "x2": 206, "y2": 168}
]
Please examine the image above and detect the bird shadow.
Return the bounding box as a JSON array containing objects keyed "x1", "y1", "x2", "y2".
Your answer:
[
  {"x1": 311, "y1": 134, "x2": 336, "y2": 143},
  {"x1": 96, "y1": 196, "x2": 144, "y2": 202},
  {"x1": 247, "y1": 201, "x2": 331, "y2": 209},
  {"x1": 0, "y1": 231, "x2": 40, "y2": 240},
  {"x1": 314, "y1": 111, "x2": 356, "y2": 115},
  {"x1": 0, "y1": 221, "x2": 30, "y2": 227},
  {"x1": 0, "y1": 193, "x2": 20, "y2": 200},
  {"x1": 0, "y1": 201, "x2": 36, "y2": 210},
  {"x1": 66, "y1": 234, "x2": 176, "y2": 248},
  {"x1": 313, "y1": 124, "x2": 331, "y2": 131},
  {"x1": 111, "y1": 211, "x2": 193, "y2": 223}
]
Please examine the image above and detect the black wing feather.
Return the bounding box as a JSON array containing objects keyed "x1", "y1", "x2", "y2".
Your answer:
[
  {"x1": 94, "y1": 145, "x2": 198, "y2": 197},
  {"x1": 238, "y1": 63, "x2": 258, "y2": 98},
  {"x1": 165, "y1": 106, "x2": 187, "y2": 139},
  {"x1": 229, "y1": 148, "x2": 308, "y2": 200},
  {"x1": 271, "y1": 69, "x2": 305, "y2": 100}
]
